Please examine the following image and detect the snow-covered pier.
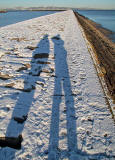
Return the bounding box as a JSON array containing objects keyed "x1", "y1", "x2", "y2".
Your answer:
[{"x1": 0, "y1": 10, "x2": 115, "y2": 160}]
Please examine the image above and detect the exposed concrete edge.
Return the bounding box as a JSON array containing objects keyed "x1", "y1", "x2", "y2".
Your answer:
[{"x1": 73, "y1": 12, "x2": 115, "y2": 120}]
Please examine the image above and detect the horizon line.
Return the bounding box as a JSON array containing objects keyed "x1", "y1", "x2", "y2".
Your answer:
[{"x1": 0, "y1": 6, "x2": 115, "y2": 10}]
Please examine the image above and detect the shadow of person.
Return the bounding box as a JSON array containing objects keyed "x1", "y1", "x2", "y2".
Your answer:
[
  {"x1": 48, "y1": 35, "x2": 78, "y2": 160},
  {"x1": 0, "y1": 34, "x2": 50, "y2": 155},
  {"x1": 48, "y1": 35, "x2": 113, "y2": 160}
]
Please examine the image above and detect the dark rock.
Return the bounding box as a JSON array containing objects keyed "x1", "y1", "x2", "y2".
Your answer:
[
  {"x1": 17, "y1": 66, "x2": 28, "y2": 72},
  {"x1": 87, "y1": 117, "x2": 94, "y2": 122},
  {"x1": 0, "y1": 134, "x2": 23, "y2": 149},
  {"x1": 37, "y1": 60, "x2": 51, "y2": 64},
  {"x1": 51, "y1": 75, "x2": 57, "y2": 78},
  {"x1": 33, "y1": 53, "x2": 49, "y2": 59},
  {"x1": 20, "y1": 85, "x2": 35, "y2": 92},
  {"x1": 13, "y1": 115, "x2": 28, "y2": 124},
  {"x1": 36, "y1": 81, "x2": 44, "y2": 87},
  {"x1": 26, "y1": 46, "x2": 38, "y2": 50},
  {"x1": 104, "y1": 133, "x2": 108, "y2": 137}
]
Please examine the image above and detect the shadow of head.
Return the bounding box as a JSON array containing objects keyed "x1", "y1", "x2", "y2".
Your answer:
[
  {"x1": 43, "y1": 34, "x2": 49, "y2": 40},
  {"x1": 33, "y1": 34, "x2": 50, "y2": 59},
  {"x1": 51, "y1": 34, "x2": 64, "y2": 45}
]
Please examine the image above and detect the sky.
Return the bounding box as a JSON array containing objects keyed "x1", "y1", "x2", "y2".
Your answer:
[{"x1": 0, "y1": 0, "x2": 115, "y2": 9}]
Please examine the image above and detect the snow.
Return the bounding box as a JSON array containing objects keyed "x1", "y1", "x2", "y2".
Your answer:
[{"x1": 0, "y1": 10, "x2": 115, "y2": 160}]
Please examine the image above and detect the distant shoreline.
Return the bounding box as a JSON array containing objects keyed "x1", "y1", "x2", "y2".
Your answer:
[
  {"x1": 4, "y1": 9, "x2": 66, "y2": 12},
  {"x1": 0, "y1": 11, "x2": 7, "y2": 13}
]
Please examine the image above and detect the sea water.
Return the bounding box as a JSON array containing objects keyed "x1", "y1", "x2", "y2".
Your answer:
[
  {"x1": 0, "y1": 10, "x2": 57, "y2": 27},
  {"x1": 76, "y1": 10, "x2": 115, "y2": 42}
]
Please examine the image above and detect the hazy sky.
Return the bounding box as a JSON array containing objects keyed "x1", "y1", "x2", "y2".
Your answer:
[{"x1": 0, "y1": 0, "x2": 115, "y2": 9}]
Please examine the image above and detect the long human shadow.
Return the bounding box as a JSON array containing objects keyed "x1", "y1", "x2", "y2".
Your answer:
[
  {"x1": 48, "y1": 35, "x2": 114, "y2": 160},
  {"x1": 48, "y1": 35, "x2": 77, "y2": 160},
  {"x1": 0, "y1": 35, "x2": 50, "y2": 152}
]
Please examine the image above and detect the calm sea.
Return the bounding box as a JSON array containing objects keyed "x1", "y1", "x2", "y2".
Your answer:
[
  {"x1": 0, "y1": 10, "x2": 58, "y2": 27},
  {"x1": 76, "y1": 10, "x2": 115, "y2": 42}
]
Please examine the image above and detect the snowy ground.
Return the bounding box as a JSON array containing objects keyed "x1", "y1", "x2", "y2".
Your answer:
[{"x1": 0, "y1": 10, "x2": 115, "y2": 160}]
